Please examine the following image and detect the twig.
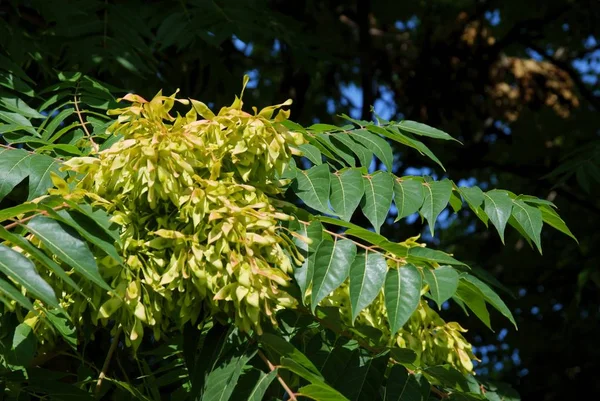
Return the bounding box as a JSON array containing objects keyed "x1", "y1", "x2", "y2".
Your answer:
[
  {"x1": 4, "y1": 204, "x2": 68, "y2": 230},
  {"x1": 95, "y1": 327, "x2": 122, "y2": 398},
  {"x1": 73, "y1": 93, "x2": 99, "y2": 153},
  {"x1": 297, "y1": 219, "x2": 406, "y2": 263},
  {"x1": 257, "y1": 349, "x2": 297, "y2": 401},
  {"x1": 431, "y1": 386, "x2": 449, "y2": 399},
  {"x1": 0, "y1": 142, "x2": 64, "y2": 161}
]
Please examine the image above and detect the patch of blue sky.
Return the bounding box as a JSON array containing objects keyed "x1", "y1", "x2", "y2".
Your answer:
[
  {"x1": 395, "y1": 16, "x2": 419, "y2": 31},
  {"x1": 339, "y1": 83, "x2": 362, "y2": 119},
  {"x1": 457, "y1": 177, "x2": 477, "y2": 187},
  {"x1": 232, "y1": 35, "x2": 253, "y2": 56},
  {"x1": 245, "y1": 69, "x2": 259, "y2": 88},
  {"x1": 373, "y1": 85, "x2": 396, "y2": 120},
  {"x1": 272, "y1": 39, "x2": 281, "y2": 56},
  {"x1": 484, "y1": 9, "x2": 501, "y2": 27},
  {"x1": 526, "y1": 48, "x2": 543, "y2": 61}
]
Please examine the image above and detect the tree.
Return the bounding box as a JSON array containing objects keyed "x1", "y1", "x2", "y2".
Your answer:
[
  {"x1": 1, "y1": 1, "x2": 598, "y2": 400},
  {"x1": 0, "y1": 70, "x2": 575, "y2": 399}
]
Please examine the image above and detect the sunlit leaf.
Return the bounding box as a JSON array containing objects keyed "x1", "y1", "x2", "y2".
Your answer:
[
  {"x1": 349, "y1": 252, "x2": 388, "y2": 321},
  {"x1": 483, "y1": 190, "x2": 513, "y2": 243},
  {"x1": 385, "y1": 264, "x2": 422, "y2": 334},
  {"x1": 361, "y1": 172, "x2": 394, "y2": 233},
  {"x1": 330, "y1": 168, "x2": 364, "y2": 221},
  {"x1": 312, "y1": 239, "x2": 357, "y2": 312}
]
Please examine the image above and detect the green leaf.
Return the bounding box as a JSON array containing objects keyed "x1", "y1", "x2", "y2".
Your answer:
[
  {"x1": 189, "y1": 324, "x2": 231, "y2": 398},
  {"x1": 449, "y1": 191, "x2": 463, "y2": 213},
  {"x1": 424, "y1": 266, "x2": 459, "y2": 309},
  {"x1": 383, "y1": 126, "x2": 445, "y2": 171},
  {"x1": 361, "y1": 172, "x2": 394, "y2": 233},
  {"x1": 314, "y1": 217, "x2": 410, "y2": 257},
  {"x1": 334, "y1": 352, "x2": 388, "y2": 401},
  {"x1": 483, "y1": 190, "x2": 513, "y2": 243},
  {"x1": 281, "y1": 357, "x2": 325, "y2": 384},
  {"x1": 459, "y1": 186, "x2": 488, "y2": 225},
  {"x1": 65, "y1": 201, "x2": 122, "y2": 245},
  {"x1": 420, "y1": 179, "x2": 452, "y2": 236},
  {"x1": 389, "y1": 348, "x2": 417, "y2": 364},
  {"x1": 511, "y1": 200, "x2": 543, "y2": 253},
  {"x1": 462, "y1": 275, "x2": 516, "y2": 329},
  {"x1": 298, "y1": 383, "x2": 350, "y2": 401},
  {"x1": 394, "y1": 178, "x2": 424, "y2": 221},
  {"x1": 0, "y1": 148, "x2": 29, "y2": 200},
  {"x1": 397, "y1": 120, "x2": 461, "y2": 143},
  {"x1": 293, "y1": 164, "x2": 334, "y2": 215},
  {"x1": 245, "y1": 369, "x2": 278, "y2": 401},
  {"x1": 455, "y1": 281, "x2": 491, "y2": 329},
  {"x1": 0, "y1": 244, "x2": 59, "y2": 309},
  {"x1": 0, "y1": 95, "x2": 44, "y2": 119},
  {"x1": 349, "y1": 252, "x2": 388, "y2": 321},
  {"x1": 260, "y1": 333, "x2": 324, "y2": 381},
  {"x1": 49, "y1": 207, "x2": 122, "y2": 263},
  {"x1": 332, "y1": 133, "x2": 373, "y2": 168},
  {"x1": 0, "y1": 203, "x2": 38, "y2": 222},
  {"x1": 202, "y1": 347, "x2": 256, "y2": 401},
  {"x1": 9, "y1": 323, "x2": 37, "y2": 367},
  {"x1": 385, "y1": 264, "x2": 422, "y2": 334},
  {"x1": 0, "y1": 277, "x2": 34, "y2": 311},
  {"x1": 26, "y1": 216, "x2": 111, "y2": 292},
  {"x1": 299, "y1": 143, "x2": 323, "y2": 165},
  {"x1": 40, "y1": 108, "x2": 75, "y2": 141},
  {"x1": 351, "y1": 129, "x2": 394, "y2": 171},
  {"x1": 45, "y1": 310, "x2": 77, "y2": 349},
  {"x1": 317, "y1": 134, "x2": 356, "y2": 166},
  {"x1": 331, "y1": 169, "x2": 364, "y2": 221},
  {"x1": 0, "y1": 148, "x2": 63, "y2": 202},
  {"x1": 0, "y1": 225, "x2": 81, "y2": 294},
  {"x1": 384, "y1": 365, "x2": 423, "y2": 401},
  {"x1": 539, "y1": 205, "x2": 577, "y2": 242},
  {"x1": 311, "y1": 239, "x2": 357, "y2": 312},
  {"x1": 293, "y1": 220, "x2": 323, "y2": 299},
  {"x1": 408, "y1": 247, "x2": 467, "y2": 266},
  {"x1": 424, "y1": 365, "x2": 469, "y2": 392},
  {"x1": 0, "y1": 111, "x2": 36, "y2": 134}
]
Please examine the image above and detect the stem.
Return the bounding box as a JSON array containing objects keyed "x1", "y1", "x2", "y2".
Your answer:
[
  {"x1": 431, "y1": 386, "x2": 449, "y2": 399},
  {"x1": 297, "y1": 219, "x2": 406, "y2": 263},
  {"x1": 257, "y1": 349, "x2": 297, "y2": 401},
  {"x1": 95, "y1": 327, "x2": 122, "y2": 398},
  {"x1": 4, "y1": 204, "x2": 68, "y2": 230},
  {"x1": 73, "y1": 92, "x2": 99, "y2": 153}
]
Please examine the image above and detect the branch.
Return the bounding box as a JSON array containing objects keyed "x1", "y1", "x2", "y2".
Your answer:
[
  {"x1": 73, "y1": 92, "x2": 99, "y2": 153},
  {"x1": 1, "y1": 138, "x2": 63, "y2": 161},
  {"x1": 95, "y1": 327, "x2": 122, "y2": 398},
  {"x1": 4, "y1": 204, "x2": 68, "y2": 230},
  {"x1": 431, "y1": 386, "x2": 450, "y2": 399},
  {"x1": 257, "y1": 349, "x2": 297, "y2": 401},
  {"x1": 296, "y1": 219, "x2": 407, "y2": 264}
]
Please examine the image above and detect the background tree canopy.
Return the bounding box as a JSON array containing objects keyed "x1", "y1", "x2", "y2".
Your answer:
[{"x1": 1, "y1": 0, "x2": 599, "y2": 400}]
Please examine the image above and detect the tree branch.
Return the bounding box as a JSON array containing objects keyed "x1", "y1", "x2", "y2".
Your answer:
[
  {"x1": 95, "y1": 327, "x2": 122, "y2": 398},
  {"x1": 3, "y1": 204, "x2": 68, "y2": 230},
  {"x1": 258, "y1": 349, "x2": 297, "y2": 401},
  {"x1": 73, "y1": 91, "x2": 99, "y2": 153}
]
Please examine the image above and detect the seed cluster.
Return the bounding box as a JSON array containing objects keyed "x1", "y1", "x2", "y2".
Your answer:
[{"x1": 61, "y1": 91, "x2": 304, "y2": 347}]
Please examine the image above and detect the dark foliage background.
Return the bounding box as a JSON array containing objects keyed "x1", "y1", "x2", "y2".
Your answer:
[{"x1": 1, "y1": 0, "x2": 599, "y2": 399}]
